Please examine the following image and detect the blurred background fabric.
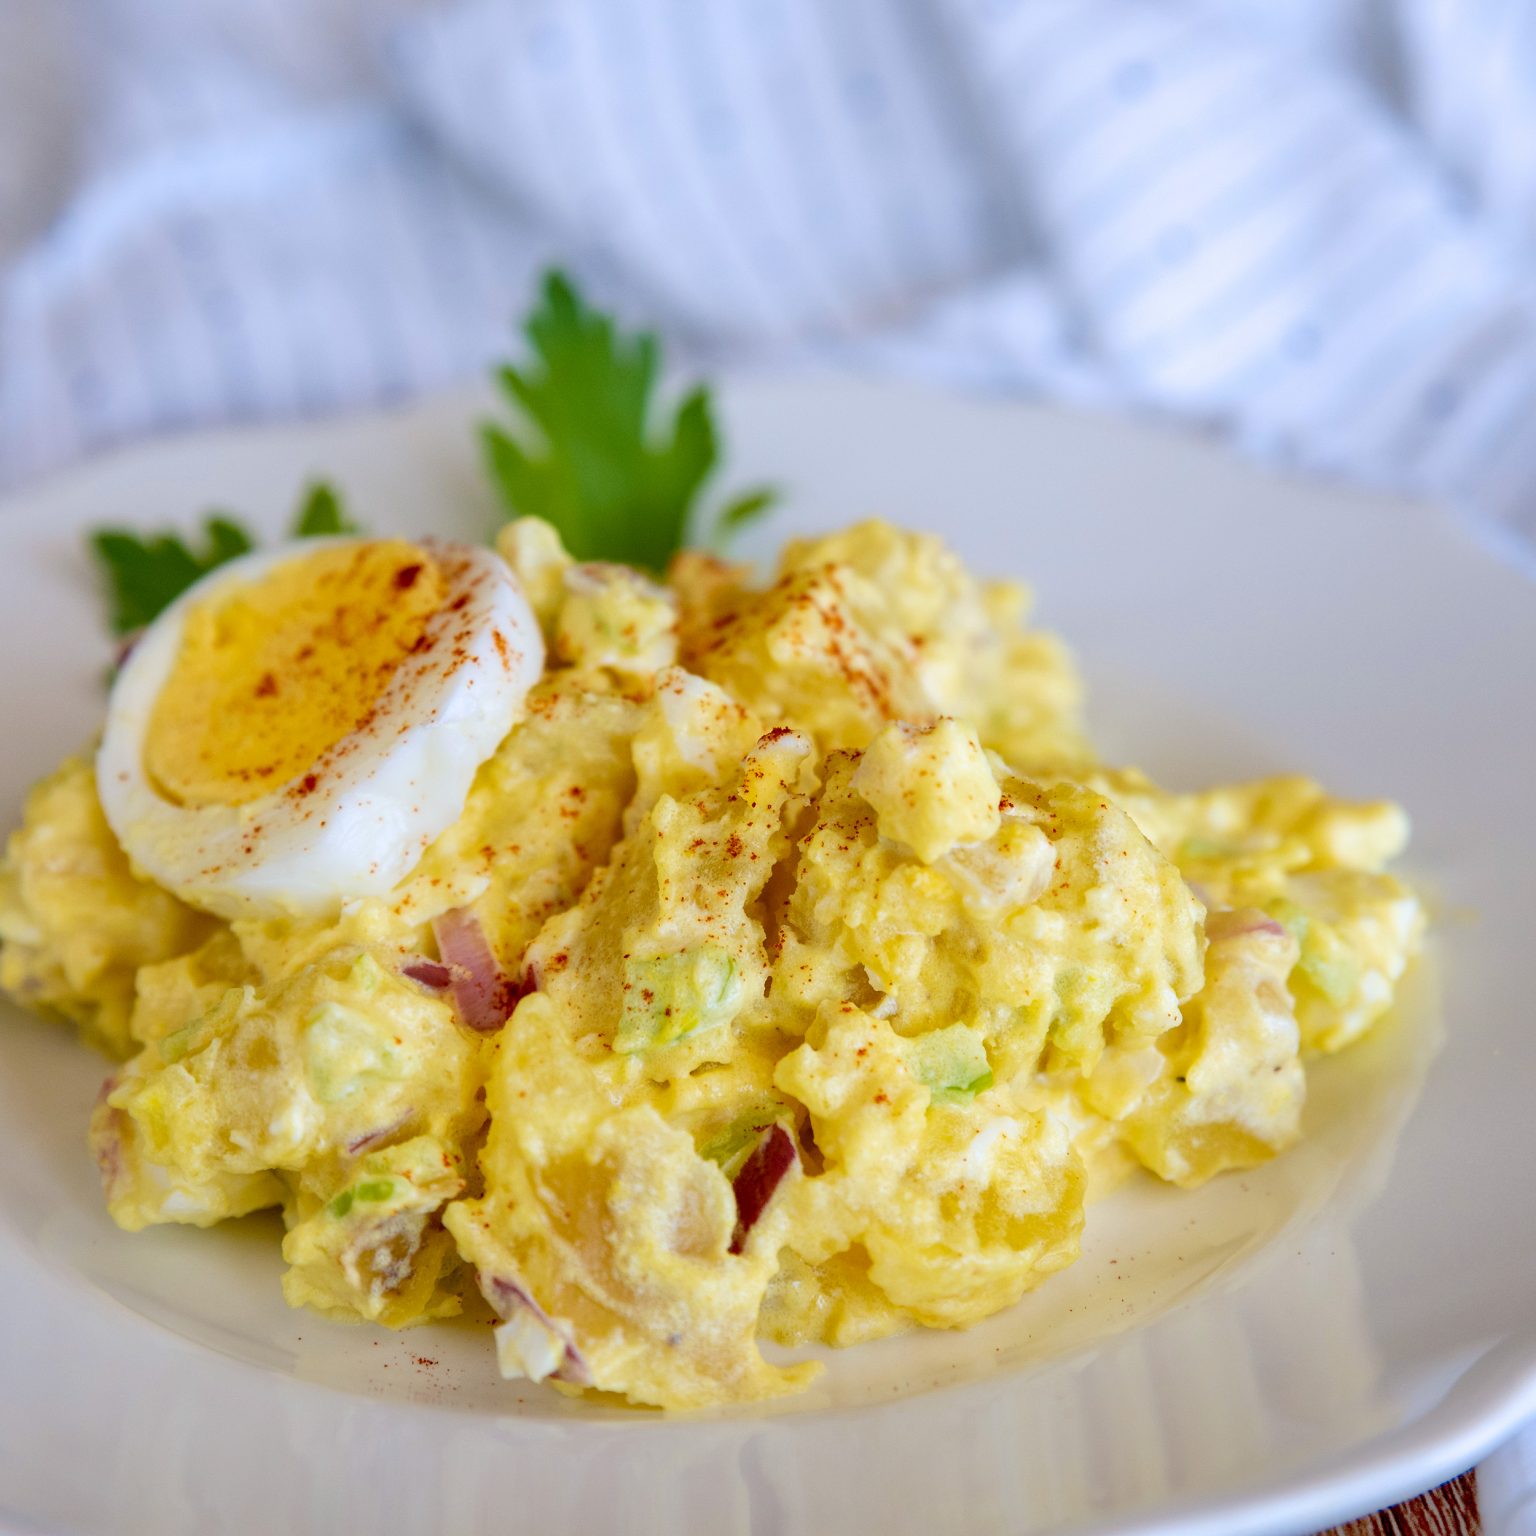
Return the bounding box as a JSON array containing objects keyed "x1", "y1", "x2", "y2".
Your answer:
[{"x1": 4, "y1": 0, "x2": 1536, "y2": 540}]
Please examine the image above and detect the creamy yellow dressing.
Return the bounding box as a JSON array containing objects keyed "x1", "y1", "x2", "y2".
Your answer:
[{"x1": 0, "y1": 516, "x2": 1425, "y2": 1412}]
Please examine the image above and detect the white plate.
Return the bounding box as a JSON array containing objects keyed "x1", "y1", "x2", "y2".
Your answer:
[{"x1": 1, "y1": 376, "x2": 1533, "y2": 1536}]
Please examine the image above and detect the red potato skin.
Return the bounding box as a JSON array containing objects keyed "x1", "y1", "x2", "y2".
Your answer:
[
  {"x1": 482, "y1": 1274, "x2": 593, "y2": 1386},
  {"x1": 729, "y1": 1124, "x2": 798, "y2": 1255}
]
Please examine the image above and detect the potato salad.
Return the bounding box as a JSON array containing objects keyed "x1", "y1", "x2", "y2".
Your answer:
[{"x1": 0, "y1": 516, "x2": 1423, "y2": 1409}]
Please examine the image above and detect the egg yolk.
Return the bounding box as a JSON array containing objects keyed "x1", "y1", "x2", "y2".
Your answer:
[{"x1": 144, "y1": 540, "x2": 445, "y2": 808}]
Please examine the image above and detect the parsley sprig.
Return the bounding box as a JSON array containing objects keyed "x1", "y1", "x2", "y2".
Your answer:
[
  {"x1": 289, "y1": 481, "x2": 360, "y2": 539},
  {"x1": 483, "y1": 270, "x2": 774, "y2": 570},
  {"x1": 87, "y1": 270, "x2": 773, "y2": 639},
  {"x1": 90, "y1": 481, "x2": 357, "y2": 637}
]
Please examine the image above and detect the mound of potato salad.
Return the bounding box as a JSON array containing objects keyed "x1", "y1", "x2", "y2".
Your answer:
[{"x1": 0, "y1": 519, "x2": 1423, "y2": 1409}]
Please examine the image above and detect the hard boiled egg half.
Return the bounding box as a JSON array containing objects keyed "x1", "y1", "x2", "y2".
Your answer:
[{"x1": 98, "y1": 536, "x2": 542, "y2": 920}]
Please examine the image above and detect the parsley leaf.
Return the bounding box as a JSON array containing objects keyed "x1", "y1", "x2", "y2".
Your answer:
[
  {"x1": 88, "y1": 481, "x2": 360, "y2": 637},
  {"x1": 713, "y1": 485, "x2": 778, "y2": 543},
  {"x1": 291, "y1": 480, "x2": 358, "y2": 537},
  {"x1": 483, "y1": 269, "x2": 774, "y2": 570},
  {"x1": 90, "y1": 517, "x2": 255, "y2": 636}
]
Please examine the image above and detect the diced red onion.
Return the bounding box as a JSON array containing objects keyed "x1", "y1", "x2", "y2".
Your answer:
[
  {"x1": 112, "y1": 632, "x2": 142, "y2": 673},
  {"x1": 729, "y1": 1123, "x2": 798, "y2": 1255},
  {"x1": 1206, "y1": 907, "x2": 1288, "y2": 943},
  {"x1": 482, "y1": 1274, "x2": 593, "y2": 1387},
  {"x1": 430, "y1": 908, "x2": 518, "y2": 1033},
  {"x1": 401, "y1": 958, "x2": 452, "y2": 990},
  {"x1": 346, "y1": 1113, "x2": 411, "y2": 1157}
]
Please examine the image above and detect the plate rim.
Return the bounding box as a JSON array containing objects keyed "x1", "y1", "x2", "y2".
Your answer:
[{"x1": 1, "y1": 373, "x2": 1532, "y2": 1536}]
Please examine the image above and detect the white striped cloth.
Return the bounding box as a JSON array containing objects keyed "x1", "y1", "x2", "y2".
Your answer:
[
  {"x1": 4, "y1": 0, "x2": 1536, "y2": 541},
  {"x1": 2, "y1": 0, "x2": 1536, "y2": 1517}
]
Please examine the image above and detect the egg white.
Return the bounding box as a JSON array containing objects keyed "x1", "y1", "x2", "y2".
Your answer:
[{"x1": 97, "y1": 537, "x2": 543, "y2": 920}]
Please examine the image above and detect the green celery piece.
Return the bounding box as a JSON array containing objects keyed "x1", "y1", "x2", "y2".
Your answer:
[
  {"x1": 156, "y1": 1022, "x2": 200, "y2": 1065},
  {"x1": 303, "y1": 1003, "x2": 403, "y2": 1104},
  {"x1": 1266, "y1": 896, "x2": 1311, "y2": 944},
  {"x1": 89, "y1": 516, "x2": 254, "y2": 636},
  {"x1": 615, "y1": 947, "x2": 745, "y2": 1053},
  {"x1": 699, "y1": 1105, "x2": 785, "y2": 1178},
  {"x1": 1178, "y1": 835, "x2": 1231, "y2": 862},
  {"x1": 1298, "y1": 950, "x2": 1359, "y2": 1005},
  {"x1": 329, "y1": 1177, "x2": 394, "y2": 1220},
  {"x1": 1268, "y1": 897, "x2": 1358, "y2": 1004},
  {"x1": 905, "y1": 1024, "x2": 994, "y2": 1105},
  {"x1": 1295, "y1": 918, "x2": 1360, "y2": 1004},
  {"x1": 483, "y1": 269, "x2": 774, "y2": 570}
]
